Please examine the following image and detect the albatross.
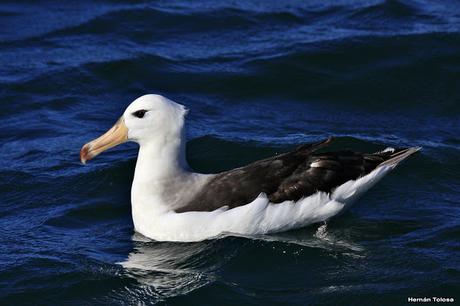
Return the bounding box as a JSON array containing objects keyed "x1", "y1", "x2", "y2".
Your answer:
[{"x1": 80, "y1": 94, "x2": 420, "y2": 242}]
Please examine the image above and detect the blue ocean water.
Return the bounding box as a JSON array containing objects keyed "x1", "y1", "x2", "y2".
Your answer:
[{"x1": 1, "y1": 0, "x2": 459, "y2": 304}]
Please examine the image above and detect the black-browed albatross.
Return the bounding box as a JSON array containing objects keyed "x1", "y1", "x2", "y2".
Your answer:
[{"x1": 80, "y1": 94, "x2": 420, "y2": 242}]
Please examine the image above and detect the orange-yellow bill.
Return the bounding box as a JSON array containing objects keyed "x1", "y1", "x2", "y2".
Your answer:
[{"x1": 80, "y1": 118, "x2": 128, "y2": 164}]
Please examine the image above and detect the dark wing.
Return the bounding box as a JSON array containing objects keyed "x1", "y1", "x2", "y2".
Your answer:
[{"x1": 175, "y1": 138, "x2": 408, "y2": 213}]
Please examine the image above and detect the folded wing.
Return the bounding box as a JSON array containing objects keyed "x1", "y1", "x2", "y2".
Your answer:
[{"x1": 176, "y1": 138, "x2": 413, "y2": 213}]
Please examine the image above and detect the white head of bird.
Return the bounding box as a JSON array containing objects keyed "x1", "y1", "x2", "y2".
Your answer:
[{"x1": 80, "y1": 94, "x2": 188, "y2": 167}]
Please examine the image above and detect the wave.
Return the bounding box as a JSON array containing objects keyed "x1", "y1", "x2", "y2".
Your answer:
[
  {"x1": 3, "y1": 31, "x2": 460, "y2": 117},
  {"x1": 6, "y1": 30, "x2": 460, "y2": 120},
  {"x1": 1, "y1": 0, "x2": 447, "y2": 45},
  {"x1": 349, "y1": 0, "x2": 438, "y2": 21},
  {"x1": 2, "y1": 6, "x2": 305, "y2": 46}
]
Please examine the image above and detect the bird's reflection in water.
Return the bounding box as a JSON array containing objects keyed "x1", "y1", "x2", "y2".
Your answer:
[
  {"x1": 120, "y1": 223, "x2": 365, "y2": 296},
  {"x1": 116, "y1": 225, "x2": 367, "y2": 302},
  {"x1": 119, "y1": 233, "x2": 237, "y2": 298}
]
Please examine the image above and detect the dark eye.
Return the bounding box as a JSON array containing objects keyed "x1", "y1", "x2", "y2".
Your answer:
[{"x1": 132, "y1": 109, "x2": 148, "y2": 118}]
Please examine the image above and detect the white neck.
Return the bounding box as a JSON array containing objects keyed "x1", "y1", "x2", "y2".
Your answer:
[
  {"x1": 129, "y1": 123, "x2": 212, "y2": 235},
  {"x1": 130, "y1": 136, "x2": 185, "y2": 231},
  {"x1": 135, "y1": 129, "x2": 188, "y2": 178},
  {"x1": 132, "y1": 119, "x2": 188, "y2": 196}
]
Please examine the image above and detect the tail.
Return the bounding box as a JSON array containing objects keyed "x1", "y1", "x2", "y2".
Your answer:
[{"x1": 378, "y1": 147, "x2": 421, "y2": 169}]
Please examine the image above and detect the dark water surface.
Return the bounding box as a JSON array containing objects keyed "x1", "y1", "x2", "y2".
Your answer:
[{"x1": 1, "y1": 0, "x2": 459, "y2": 305}]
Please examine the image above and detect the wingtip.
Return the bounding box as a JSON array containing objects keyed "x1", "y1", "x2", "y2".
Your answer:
[
  {"x1": 379, "y1": 146, "x2": 421, "y2": 168},
  {"x1": 404, "y1": 146, "x2": 422, "y2": 156}
]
